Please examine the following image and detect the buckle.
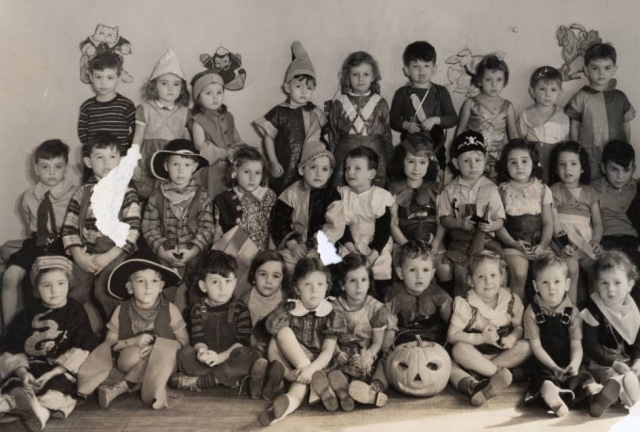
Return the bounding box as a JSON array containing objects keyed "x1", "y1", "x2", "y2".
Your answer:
[
  {"x1": 560, "y1": 312, "x2": 571, "y2": 325},
  {"x1": 535, "y1": 312, "x2": 546, "y2": 324}
]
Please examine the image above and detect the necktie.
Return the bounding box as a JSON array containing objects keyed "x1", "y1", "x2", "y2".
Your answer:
[{"x1": 36, "y1": 191, "x2": 56, "y2": 247}]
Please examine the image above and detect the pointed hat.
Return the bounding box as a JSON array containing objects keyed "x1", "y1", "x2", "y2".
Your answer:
[
  {"x1": 285, "y1": 41, "x2": 315, "y2": 83},
  {"x1": 150, "y1": 49, "x2": 185, "y2": 81}
]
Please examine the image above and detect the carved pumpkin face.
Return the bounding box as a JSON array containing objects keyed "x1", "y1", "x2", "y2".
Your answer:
[{"x1": 385, "y1": 336, "x2": 451, "y2": 397}]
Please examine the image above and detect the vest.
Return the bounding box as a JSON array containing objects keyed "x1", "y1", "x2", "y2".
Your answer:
[
  {"x1": 155, "y1": 187, "x2": 204, "y2": 234},
  {"x1": 118, "y1": 300, "x2": 175, "y2": 340}
]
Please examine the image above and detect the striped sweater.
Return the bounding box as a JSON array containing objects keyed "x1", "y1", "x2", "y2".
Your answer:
[{"x1": 77, "y1": 93, "x2": 136, "y2": 154}]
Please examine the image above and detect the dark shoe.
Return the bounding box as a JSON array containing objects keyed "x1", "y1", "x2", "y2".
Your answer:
[
  {"x1": 311, "y1": 371, "x2": 339, "y2": 412},
  {"x1": 590, "y1": 378, "x2": 621, "y2": 417},
  {"x1": 258, "y1": 394, "x2": 290, "y2": 427},
  {"x1": 168, "y1": 373, "x2": 201, "y2": 391},
  {"x1": 250, "y1": 358, "x2": 269, "y2": 400},
  {"x1": 470, "y1": 368, "x2": 512, "y2": 407},
  {"x1": 262, "y1": 360, "x2": 285, "y2": 401},
  {"x1": 328, "y1": 370, "x2": 354, "y2": 412}
]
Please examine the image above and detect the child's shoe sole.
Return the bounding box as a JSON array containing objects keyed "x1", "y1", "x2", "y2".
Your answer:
[
  {"x1": 250, "y1": 358, "x2": 269, "y2": 400},
  {"x1": 328, "y1": 370, "x2": 355, "y2": 411},
  {"x1": 258, "y1": 394, "x2": 290, "y2": 427},
  {"x1": 311, "y1": 371, "x2": 339, "y2": 412},
  {"x1": 348, "y1": 380, "x2": 388, "y2": 407},
  {"x1": 262, "y1": 360, "x2": 286, "y2": 401}
]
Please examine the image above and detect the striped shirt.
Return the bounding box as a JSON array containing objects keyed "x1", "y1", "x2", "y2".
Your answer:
[
  {"x1": 189, "y1": 300, "x2": 252, "y2": 350},
  {"x1": 142, "y1": 184, "x2": 215, "y2": 254},
  {"x1": 78, "y1": 93, "x2": 136, "y2": 154},
  {"x1": 61, "y1": 176, "x2": 140, "y2": 255}
]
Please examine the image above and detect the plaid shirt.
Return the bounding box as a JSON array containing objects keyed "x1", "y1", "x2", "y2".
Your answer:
[
  {"x1": 61, "y1": 176, "x2": 140, "y2": 255},
  {"x1": 142, "y1": 183, "x2": 215, "y2": 254}
]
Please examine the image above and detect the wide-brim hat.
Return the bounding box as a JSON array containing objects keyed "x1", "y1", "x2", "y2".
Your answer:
[
  {"x1": 450, "y1": 131, "x2": 486, "y2": 159},
  {"x1": 151, "y1": 139, "x2": 209, "y2": 180},
  {"x1": 108, "y1": 259, "x2": 182, "y2": 301},
  {"x1": 192, "y1": 71, "x2": 225, "y2": 101},
  {"x1": 298, "y1": 141, "x2": 335, "y2": 169},
  {"x1": 285, "y1": 41, "x2": 316, "y2": 84},
  {"x1": 30, "y1": 255, "x2": 74, "y2": 286}
]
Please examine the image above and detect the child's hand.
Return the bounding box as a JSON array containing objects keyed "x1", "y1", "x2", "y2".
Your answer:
[
  {"x1": 481, "y1": 326, "x2": 500, "y2": 347},
  {"x1": 336, "y1": 352, "x2": 350, "y2": 366},
  {"x1": 552, "y1": 366, "x2": 566, "y2": 382},
  {"x1": 403, "y1": 121, "x2": 421, "y2": 134},
  {"x1": 270, "y1": 162, "x2": 284, "y2": 178},
  {"x1": 295, "y1": 366, "x2": 314, "y2": 384},
  {"x1": 76, "y1": 253, "x2": 101, "y2": 274},
  {"x1": 631, "y1": 361, "x2": 640, "y2": 377},
  {"x1": 159, "y1": 248, "x2": 183, "y2": 267},
  {"x1": 613, "y1": 360, "x2": 633, "y2": 375},
  {"x1": 590, "y1": 240, "x2": 604, "y2": 256},
  {"x1": 529, "y1": 244, "x2": 547, "y2": 256},
  {"x1": 563, "y1": 365, "x2": 578, "y2": 378},
  {"x1": 561, "y1": 244, "x2": 575, "y2": 259},
  {"x1": 175, "y1": 248, "x2": 198, "y2": 266},
  {"x1": 514, "y1": 240, "x2": 532, "y2": 254},
  {"x1": 134, "y1": 334, "x2": 155, "y2": 348},
  {"x1": 459, "y1": 215, "x2": 476, "y2": 232},
  {"x1": 499, "y1": 334, "x2": 516, "y2": 349},
  {"x1": 420, "y1": 117, "x2": 439, "y2": 131},
  {"x1": 477, "y1": 219, "x2": 494, "y2": 233},
  {"x1": 33, "y1": 368, "x2": 63, "y2": 391},
  {"x1": 197, "y1": 348, "x2": 219, "y2": 367},
  {"x1": 288, "y1": 243, "x2": 307, "y2": 261}
]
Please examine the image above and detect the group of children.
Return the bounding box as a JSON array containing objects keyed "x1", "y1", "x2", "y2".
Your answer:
[{"x1": 1, "y1": 36, "x2": 640, "y2": 430}]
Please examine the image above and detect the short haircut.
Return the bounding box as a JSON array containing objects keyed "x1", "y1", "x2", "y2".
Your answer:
[
  {"x1": 247, "y1": 250, "x2": 292, "y2": 297},
  {"x1": 602, "y1": 140, "x2": 635, "y2": 169},
  {"x1": 548, "y1": 141, "x2": 591, "y2": 186},
  {"x1": 291, "y1": 74, "x2": 317, "y2": 88},
  {"x1": 532, "y1": 252, "x2": 569, "y2": 279},
  {"x1": 35, "y1": 139, "x2": 70, "y2": 164},
  {"x1": 496, "y1": 139, "x2": 543, "y2": 184},
  {"x1": 196, "y1": 250, "x2": 238, "y2": 282},
  {"x1": 467, "y1": 250, "x2": 506, "y2": 277},
  {"x1": 89, "y1": 52, "x2": 123, "y2": 75},
  {"x1": 397, "y1": 240, "x2": 434, "y2": 267},
  {"x1": 594, "y1": 250, "x2": 639, "y2": 282},
  {"x1": 529, "y1": 66, "x2": 563, "y2": 88},
  {"x1": 292, "y1": 257, "x2": 332, "y2": 292},
  {"x1": 403, "y1": 41, "x2": 436, "y2": 66},
  {"x1": 471, "y1": 55, "x2": 510, "y2": 88},
  {"x1": 345, "y1": 146, "x2": 379, "y2": 171},
  {"x1": 584, "y1": 43, "x2": 617, "y2": 66},
  {"x1": 85, "y1": 131, "x2": 120, "y2": 156}
]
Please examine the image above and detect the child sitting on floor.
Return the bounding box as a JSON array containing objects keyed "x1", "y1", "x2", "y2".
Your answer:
[
  {"x1": 524, "y1": 253, "x2": 602, "y2": 417},
  {"x1": 580, "y1": 250, "x2": 640, "y2": 416},
  {"x1": 170, "y1": 251, "x2": 260, "y2": 392},
  {"x1": 77, "y1": 259, "x2": 188, "y2": 410},
  {"x1": 0, "y1": 256, "x2": 96, "y2": 432},
  {"x1": 448, "y1": 251, "x2": 531, "y2": 404}
]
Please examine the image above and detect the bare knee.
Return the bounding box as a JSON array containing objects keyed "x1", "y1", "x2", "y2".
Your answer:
[{"x1": 2, "y1": 265, "x2": 25, "y2": 287}]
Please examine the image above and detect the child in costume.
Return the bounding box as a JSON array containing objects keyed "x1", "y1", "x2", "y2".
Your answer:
[
  {"x1": 61, "y1": 132, "x2": 140, "y2": 333},
  {"x1": 329, "y1": 51, "x2": 392, "y2": 188},
  {"x1": 259, "y1": 257, "x2": 347, "y2": 425},
  {"x1": 322, "y1": 253, "x2": 390, "y2": 409},
  {"x1": 339, "y1": 146, "x2": 395, "y2": 300},
  {"x1": 565, "y1": 43, "x2": 635, "y2": 181},
  {"x1": 131, "y1": 49, "x2": 191, "y2": 198},
  {"x1": 580, "y1": 251, "x2": 640, "y2": 416},
  {"x1": 549, "y1": 141, "x2": 603, "y2": 304},
  {"x1": 254, "y1": 41, "x2": 326, "y2": 196},
  {"x1": 594, "y1": 140, "x2": 639, "y2": 267},
  {"x1": 190, "y1": 71, "x2": 245, "y2": 198},
  {"x1": 495, "y1": 140, "x2": 554, "y2": 301},
  {"x1": 516, "y1": 66, "x2": 569, "y2": 183},
  {"x1": 213, "y1": 147, "x2": 277, "y2": 295},
  {"x1": 448, "y1": 251, "x2": 531, "y2": 404},
  {"x1": 390, "y1": 41, "x2": 458, "y2": 170},
  {"x1": 0, "y1": 256, "x2": 96, "y2": 432},
  {"x1": 142, "y1": 139, "x2": 214, "y2": 311},
  {"x1": 271, "y1": 141, "x2": 345, "y2": 274},
  {"x1": 77, "y1": 259, "x2": 188, "y2": 410},
  {"x1": 2, "y1": 140, "x2": 76, "y2": 330},
  {"x1": 456, "y1": 55, "x2": 518, "y2": 178},
  {"x1": 524, "y1": 253, "x2": 602, "y2": 417},
  {"x1": 435, "y1": 131, "x2": 505, "y2": 296},
  {"x1": 78, "y1": 52, "x2": 136, "y2": 182},
  {"x1": 169, "y1": 251, "x2": 260, "y2": 393}
]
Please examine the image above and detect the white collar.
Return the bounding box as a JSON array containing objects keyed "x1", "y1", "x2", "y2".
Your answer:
[
  {"x1": 288, "y1": 298, "x2": 333, "y2": 317},
  {"x1": 155, "y1": 100, "x2": 176, "y2": 111}
]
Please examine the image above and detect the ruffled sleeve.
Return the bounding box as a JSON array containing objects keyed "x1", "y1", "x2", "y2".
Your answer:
[
  {"x1": 265, "y1": 303, "x2": 293, "y2": 336},
  {"x1": 450, "y1": 296, "x2": 472, "y2": 330}
]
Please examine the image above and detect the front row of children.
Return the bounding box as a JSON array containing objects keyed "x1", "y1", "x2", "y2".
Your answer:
[{"x1": 1, "y1": 241, "x2": 639, "y2": 430}]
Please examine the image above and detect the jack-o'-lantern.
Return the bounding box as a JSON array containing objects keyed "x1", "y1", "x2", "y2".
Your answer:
[{"x1": 385, "y1": 335, "x2": 451, "y2": 397}]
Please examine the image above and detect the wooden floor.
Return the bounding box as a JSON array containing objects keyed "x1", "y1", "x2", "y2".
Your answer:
[{"x1": 2, "y1": 383, "x2": 634, "y2": 432}]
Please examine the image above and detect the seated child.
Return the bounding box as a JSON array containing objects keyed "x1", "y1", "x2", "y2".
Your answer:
[
  {"x1": 390, "y1": 41, "x2": 458, "y2": 169},
  {"x1": 339, "y1": 146, "x2": 395, "y2": 299},
  {"x1": 2, "y1": 140, "x2": 76, "y2": 330},
  {"x1": 61, "y1": 132, "x2": 140, "y2": 332},
  {"x1": 516, "y1": 66, "x2": 569, "y2": 183},
  {"x1": 142, "y1": 139, "x2": 215, "y2": 311},
  {"x1": 322, "y1": 253, "x2": 390, "y2": 409},
  {"x1": 170, "y1": 251, "x2": 260, "y2": 392},
  {"x1": 594, "y1": 140, "x2": 638, "y2": 264},
  {"x1": 435, "y1": 131, "x2": 506, "y2": 296},
  {"x1": 77, "y1": 259, "x2": 188, "y2": 410},
  {"x1": 524, "y1": 253, "x2": 601, "y2": 417},
  {"x1": 580, "y1": 250, "x2": 640, "y2": 416},
  {"x1": 448, "y1": 251, "x2": 531, "y2": 402},
  {"x1": 0, "y1": 256, "x2": 96, "y2": 431},
  {"x1": 259, "y1": 257, "x2": 347, "y2": 426},
  {"x1": 368, "y1": 241, "x2": 452, "y2": 396},
  {"x1": 271, "y1": 141, "x2": 345, "y2": 274}
]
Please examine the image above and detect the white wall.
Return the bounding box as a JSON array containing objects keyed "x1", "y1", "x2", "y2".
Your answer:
[{"x1": 1, "y1": 0, "x2": 639, "y2": 241}]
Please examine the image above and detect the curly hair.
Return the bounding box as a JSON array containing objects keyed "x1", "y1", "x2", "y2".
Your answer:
[
  {"x1": 196, "y1": 250, "x2": 238, "y2": 282},
  {"x1": 470, "y1": 55, "x2": 510, "y2": 88},
  {"x1": 397, "y1": 240, "x2": 435, "y2": 268},
  {"x1": 337, "y1": 253, "x2": 374, "y2": 299},
  {"x1": 339, "y1": 51, "x2": 382, "y2": 95},
  {"x1": 141, "y1": 76, "x2": 190, "y2": 107},
  {"x1": 247, "y1": 250, "x2": 293, "y2": 299},
  {"x1": 388, "y1": 140, "x2": 439, "y2": 183},
  {"x1": 594, "y1": 250, "x2": 639, "y2": 283},
  {"x1": 496, "y1": 139, "x2": 544, "y2": 184},
  {"x1": 548, "y1": 141, "x2": 591, "y2": 186}
]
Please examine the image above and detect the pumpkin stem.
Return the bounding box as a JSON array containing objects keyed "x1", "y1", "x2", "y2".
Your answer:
[{"x1": 415, "y1": 335, "x2": 423, "y2": 347}]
